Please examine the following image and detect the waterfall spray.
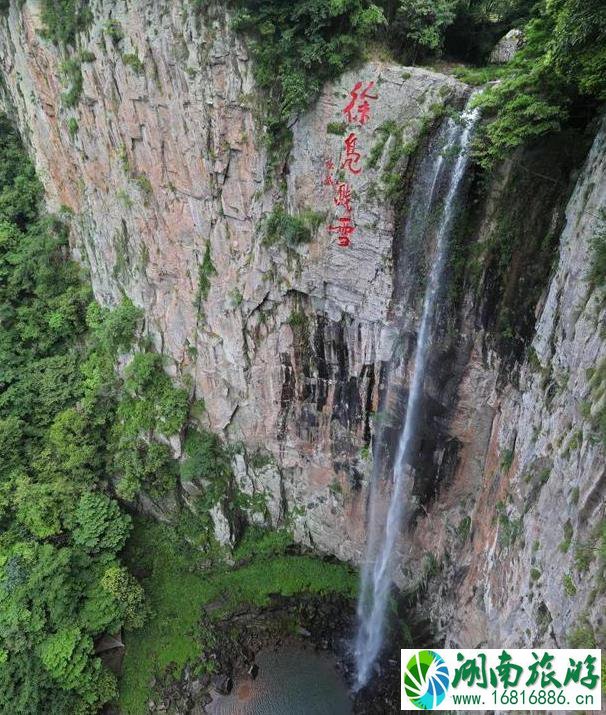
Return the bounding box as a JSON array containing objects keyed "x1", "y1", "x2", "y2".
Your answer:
[{"x1": 354, "y1": 99, "x2": 480, "y2": 690}]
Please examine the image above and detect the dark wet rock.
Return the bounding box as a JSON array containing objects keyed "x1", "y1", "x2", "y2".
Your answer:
[
  {"x1": 211, "y1": 674, "x2": 233, "y2": 695},
  {"x1": 148, "y1": 591, "x2": 401, "y2": 714}
]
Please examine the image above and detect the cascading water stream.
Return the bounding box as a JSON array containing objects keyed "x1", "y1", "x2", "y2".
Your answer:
[{"x1": 354, "y1": 99, "x2": 480, "y2": 690}]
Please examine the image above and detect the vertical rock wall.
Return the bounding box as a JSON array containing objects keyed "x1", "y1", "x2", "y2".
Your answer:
[
  {"x1": 0, "y1": 0, "x2": 466, "y2": 561},
  {"x1": 413, "y1": 123, "x2": 606, "y2": 649},
  {"x1": 1, "y1": 0, "x2": 604, "y2": 650}
]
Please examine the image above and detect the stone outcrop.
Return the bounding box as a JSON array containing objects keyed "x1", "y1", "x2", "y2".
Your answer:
[
  {"x1": 489, "y1": 27, "x2": 524, "y2": 64},
  {"x1": 0, "y1": 0, "x2": 603, "y2": 654}
]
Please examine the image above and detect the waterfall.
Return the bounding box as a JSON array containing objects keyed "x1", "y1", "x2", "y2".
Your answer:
[{"x1": 354, "y1": 99, "x2": 480, "y2": 690}]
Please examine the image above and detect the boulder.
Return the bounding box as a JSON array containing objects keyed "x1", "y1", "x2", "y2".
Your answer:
[
  {"x1": 211, "y1": 674, "x2": 233, "y2": 695},
  {"x1": 489, "y1": 28, "x2": 524, "y2": 63}
]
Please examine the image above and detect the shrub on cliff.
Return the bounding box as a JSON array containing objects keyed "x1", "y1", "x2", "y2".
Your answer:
[
  {"x1": 473, "y1": 0, "x2": 606, "y2": 167},
  {"x1": 232, "y1": 0, "x2": 385, "y2": 160},
  {"x1": 39, "y1": 0, "x2": 92, "y2": 47},
  {"x1": 589, "y1": 210, "x2": 606, "y2": 288}
]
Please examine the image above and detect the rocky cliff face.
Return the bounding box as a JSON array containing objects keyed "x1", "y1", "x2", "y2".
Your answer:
[
  {"x1": 416, "y1": 121, "x2": 606, "y2": 649},
  {"x1": 1, "y1": 0, "x2": 604, "y2": 650}
]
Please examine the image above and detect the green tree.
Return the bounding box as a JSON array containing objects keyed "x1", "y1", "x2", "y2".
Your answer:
[
  {"x1": 72, "y1": 493, "x2": 131, "y2": 554},
  {"x1": 233, "y1": 0, "x2": 385, "y2": 159},
  {"x1": 473, "y1": 0, "x2": 606, "y2": 166},
  {"x1": 100, "y1": 564, "x2": 147, "y2": 630},
  {"x1": 391, "y1": 0, "x2": 458, "y2": 63},
  {"x1": 0, "y1": 116, "x2": 145, "y2": 712}
]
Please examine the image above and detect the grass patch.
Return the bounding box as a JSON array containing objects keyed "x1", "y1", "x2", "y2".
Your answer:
[
  {"x1": 123, "y1": 52, "x2": 144, "y2": 74},
  {"x1": 496, "y1": 501, "x2": 522, "y2": 548},
  {"x1": 588, "y1": 358, "x2": 606, "y2": 446},
  {"x1": 563, "y1": 572, "x2": 577, "y2": 597},
  {"x1": 453, "y1": 64, "x2": 506, "y2": 86},
  {"x1": 588, "y1": 210, "x2": 606, "y2": 287},
  {"x1": 327, "y1": 121, "x2": 347, "y2": 135},
  {"x1": 66, "y1": 116, "x2": 79, "y2": 139},
  {"x1": 118, "y1": 517, "x2": 356, "y2": 714},
  {"x1": 263, "y1": 205, "x2": 323, "y2": 247},
  {"x1": 560, "y1": 520, "x2": 574, "y2": 553},
  {"x1": 456, "y1": 515, "x2": 471, "y2": 541},
  {"x1": 196, "y1": 243, "x2": 216, "y2": 308}
]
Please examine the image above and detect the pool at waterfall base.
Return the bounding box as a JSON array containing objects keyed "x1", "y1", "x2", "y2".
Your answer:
[{"x1": 207, "y1": 646, "x2": 353, "y2": 715}]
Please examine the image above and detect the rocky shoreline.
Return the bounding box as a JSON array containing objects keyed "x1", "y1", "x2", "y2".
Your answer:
[{"x1": 142, "y1": 591, "x2": 403, "y2": 714}]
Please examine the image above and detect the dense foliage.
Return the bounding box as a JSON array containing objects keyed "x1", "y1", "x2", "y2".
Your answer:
[
  {"x1": 373, "y1": 0, "x2": 605, "y2": 165},
  {"x1": 385, "y1": 0, "x2": 459, "y2": 63},
  {"x1": 0, "y1": 116, "x2": 147, "y2": 712},
  {"x1": 119, "y1": 517, "x2": 357, "y2": 713},
  {"x1": 230, "y1": 0, "x2": 604, "y2": 167},
  {"x1": 472, "y1": 0, "x2": 606, "y2": 166},
  {"x1": 39, "y1": 0, "x2": 92, "y2": 47},
  {"x1": 232, "y1": 0, "x2": 385, "y2": 159}
]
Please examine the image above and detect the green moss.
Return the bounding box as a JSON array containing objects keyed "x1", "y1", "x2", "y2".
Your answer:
[
  {"x1": 122, "y1": 52, "x2": 144, "y2": 74},
  {"x1": 563, "y1": 572, "x2": 577, "y2": 596},
  {"x1": 530, "y1": 567, "x2": 541, "y2": 582},
  {"x1": 66, "y1": 117, "x2": 79, "y2": 139},
  {"x1": 118, "y1": 517, "x2": 357, "y2": 714},
  {"x1": 327, "y1": 121, "x2": 348, "y2": 135}
]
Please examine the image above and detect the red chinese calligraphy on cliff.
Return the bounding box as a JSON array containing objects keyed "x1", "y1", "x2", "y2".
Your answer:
[
  {"x1": 334, "y1": 182, "x2": 352, "y2": 212},
  {"x1": 329, "y1": 215, "x2": 355, "y2": 247},
  {"x1": 323, "y1": 159, "x2": 336, "y2": 186},
  {"x1": 341, "y1": 132, "x2": 362, "y2": 175},
  {"x1": 343, "y1": 81, "x2": 378, "y2": 126},
  {"x1": 323, "y1": 78, "x2": 379, "y2": 247}
]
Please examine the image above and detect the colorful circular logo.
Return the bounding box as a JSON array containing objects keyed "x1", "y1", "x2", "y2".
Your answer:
[{"x1": 403, "y1": 650, "x2": 450, "y2": 710}]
